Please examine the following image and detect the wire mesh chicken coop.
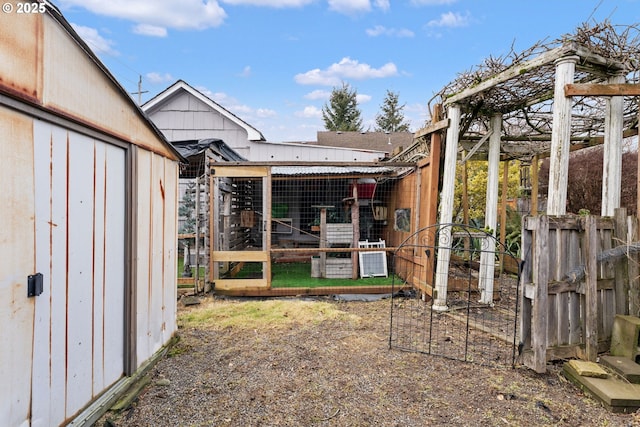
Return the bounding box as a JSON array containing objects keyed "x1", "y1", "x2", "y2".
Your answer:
[{"x1": 205, "y1": 160, "x2": 440, "y2": 296}]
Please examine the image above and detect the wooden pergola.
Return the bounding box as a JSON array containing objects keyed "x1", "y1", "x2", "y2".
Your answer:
[{"x1": 413, "y1": 22, "x2": 640, "y2": 312}]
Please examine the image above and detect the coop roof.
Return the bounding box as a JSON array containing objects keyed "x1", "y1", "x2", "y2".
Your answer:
[
  {"x1": 271, "y1": 165, "x2": 404, "y2": 177},
  {"x1": 173, "y1": 138, "x2": 246, "y2": 178}
]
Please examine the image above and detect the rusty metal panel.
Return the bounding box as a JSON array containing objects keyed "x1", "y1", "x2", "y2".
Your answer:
[
  {"x1": 133, "y1": 150, "x2": 179, "y2": 368},
  {"x1": 162, "y1": 157, "x2": 179, "y2": 340},
  {"x1": 101, "y1": 143, "x2": 126, "y2": 389},
  {"x1": 0, "y1": 9, "x2": 42, "y2": 102},
  {"x1": 32, "y1": 120, "x2": 68, "y2": 427},
  {"x1": 0, "y1": 106, "x2": 36, "y2": 427},
  {"x1": 30, "y1": 121, "x2": 126, "y2": 426},
  {"x1": 134, "y1": 149, "x2": 152, "y2": 363}
]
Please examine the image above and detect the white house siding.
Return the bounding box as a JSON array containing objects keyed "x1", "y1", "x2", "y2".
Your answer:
[{"x1": 147, "y1": 91, "x2": 251, "y2": 156}]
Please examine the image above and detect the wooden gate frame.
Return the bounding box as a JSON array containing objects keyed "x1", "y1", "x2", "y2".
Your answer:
[
  {"x1": 210, "y1": 165, "x2": 271, "y2": 291},
  {"x1": 520, "y1": 210, "x2": 640, "y2": 373}
]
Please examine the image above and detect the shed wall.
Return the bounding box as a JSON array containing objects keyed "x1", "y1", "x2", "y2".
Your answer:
[
  {"x1": 0, "y1": 8, "x2": 180, "y2": 426},
  {"x1": 0, "y1": 107, "x2": 35, "y2": 427},
  {"x1": 134, "y1": 149, "x2": 178, "y2": 366}
]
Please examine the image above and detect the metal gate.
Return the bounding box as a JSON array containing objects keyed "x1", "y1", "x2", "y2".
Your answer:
[{"x1": 389, "y1": 224, "x2": 521, "y2": 367}]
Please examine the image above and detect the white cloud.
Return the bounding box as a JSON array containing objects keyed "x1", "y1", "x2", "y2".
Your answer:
[
  {"x1": 239, "y1": 66, "x2": 252, "y2": 77},
  {"x1": 295, "y1": 57, "x2": 398, "y2": 86},
  {"x1": 70, "y1": 24, "x2": 119, "y2": 56},
  {"x1": 256, "y1": 108, "x2": 277, "y2": 118},
  {"x1": 133, "y1": 23, "x2": 167, "y2": 37},
  {"x1": 61, "y1": 0, "x2": 227, "y2": 35},
  {"x1": 411, "y1": 0, "x2": 457, "y2": 5},
  {"x1": 366, "y1": 25, "x2": 414, "y2": 38},
  {"x1": 221, "y1": 0, "x2": 314, "y2": 6},
  {"x1": 328, "y1": 0, "x2": 370, "y2": 15},
  {"x1": 146, "y1": 72, "x2": 174, "y2": 84},
  {"x1": 356, "y1": 94, "x2": 372, "y2": 104},
  {"x1": 374, "y1": 0, "x2": 390, "y2": 12},
  {"x1": 295, "y1": 106, "x2": 322, "y2": 118},
  {"x1": 196, "y1": 86, "x2": 272, "y2": 121},
  {"x1": 304, "y1": 89, "x2": 331, "y2": 100},
  {"x1": 427, "y1": 11, "x2": 470, "y2": 28}
]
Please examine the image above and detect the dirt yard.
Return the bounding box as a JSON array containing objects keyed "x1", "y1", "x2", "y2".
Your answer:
[{"x1": 101, "y1": 295, "x2": 640, "y2": 426}]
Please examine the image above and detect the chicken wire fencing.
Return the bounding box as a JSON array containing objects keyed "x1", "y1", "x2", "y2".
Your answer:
[
  {"x1": 210, "y1": 164, "x2": 417, "y2": 293},
  {"x1": 389, "y1": 224, "x2": 521, "y2": 368}
]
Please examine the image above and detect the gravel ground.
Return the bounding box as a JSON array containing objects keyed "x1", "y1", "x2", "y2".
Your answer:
[{"x1": 100, "y1": 295, "x2": 640, "y2": 427}]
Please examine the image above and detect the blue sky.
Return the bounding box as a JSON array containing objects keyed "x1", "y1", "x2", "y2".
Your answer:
[{"x1": 54, "y1": 0, "x2": 640, "y2": 142}]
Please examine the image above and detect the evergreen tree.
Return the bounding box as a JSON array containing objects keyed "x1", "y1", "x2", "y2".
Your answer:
[
  {"x1": 375, "y1": 90, "x2": 410, "y2": 132},
  {"x1": 322, "y1": 82, "x2": 363, "y2": 132}
]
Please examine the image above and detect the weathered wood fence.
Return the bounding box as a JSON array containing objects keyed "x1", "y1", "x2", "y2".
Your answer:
[{"x1": 520, "y1": 209, "x2": 640, "y2": 373}]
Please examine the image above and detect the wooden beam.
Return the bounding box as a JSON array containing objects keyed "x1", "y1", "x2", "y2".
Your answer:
[
  {"x1": 444, "y1": 45, "x2": 575, "y2": 106},
  {"x1": 530, "y1": 155, "x2": 539, "y2": 214},
  {"x1": 413, "y1": 118, "x2": 449, "y2": 139},
  {"x1": 565, "y1": 83, "x2": 640, "y2": 97}
]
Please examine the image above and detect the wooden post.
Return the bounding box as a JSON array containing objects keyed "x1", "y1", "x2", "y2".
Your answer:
[
  {"x1": 531, "y1": 215, "x2": 549, "y2": 373},
  {"x1": 614, "y1": 208, "x2": 630, "y2": 315},
  {"x1": 319, "y1": 207, "x2": 327, "y2": 278},
  {"x1": 194, "y1": 176, "x2": 201, "y2": 293},
  {"x1": 629, "y1": 215, "x2": 640, "y2": 316},
  {"x1": 601, "y1": 74, "x2": 625, "y2": 216},
  {"x1": 423, "y1": 104, "x2": 443, "y2": 283},
  {"x1": 499, "y1": 159, "x2": 509, "y2": 271},
  {"x1": 584, "y1": 215, "x2": 598, "y2": 362},
  {"x1": 637, "y1": 108, "x2": 640, "y2": 218},
  {"x1": 462, "y1": 151, "x2": 470, "y2": 255},
  {"x1": 547, "y1": 56, "x2": 579, "y2": 215},
  {"x1": 530, "y1": 155, "x2": 539, "y2": 215},
  {"x1": 208, "y1": 168, "x2": 215, "y2": 284},
  {"x1": 351, "y1": 181, "x2": 359, "y2": 279},
  {"x1": 479, "y1": 113, "x2": 501, "y2": 303},
  {"x1": 434, "y1": 104, "x2": 461, "y2": 311},
  {"x1": 264, "y1": 172, "x2": 272, "y2": 287}
]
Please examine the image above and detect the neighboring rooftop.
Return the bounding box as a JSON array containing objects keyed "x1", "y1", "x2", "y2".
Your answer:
[{"x1": 311, "y1": 131, "x2": 413, "y2": 155}]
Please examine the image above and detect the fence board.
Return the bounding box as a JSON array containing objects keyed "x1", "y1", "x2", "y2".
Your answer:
[
  {"x1": 521, "y1": 213, "x2": 635, "y2": 372},
  {"x1": 584, "y1": 216, "x2": 598, "y2": 361}
]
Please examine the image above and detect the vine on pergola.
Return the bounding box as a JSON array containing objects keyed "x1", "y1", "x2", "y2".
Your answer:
[{"x1": 427, "y1": 20, "x2": 640, "y2": 161}]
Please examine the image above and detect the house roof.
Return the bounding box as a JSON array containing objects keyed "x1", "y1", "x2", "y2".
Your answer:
[
  {"x1": 313, "y1": 131, "x2": 413, "y2": 154},
  {"x1": 142, "y1": 80, "x2": 266, "y2": 142}
]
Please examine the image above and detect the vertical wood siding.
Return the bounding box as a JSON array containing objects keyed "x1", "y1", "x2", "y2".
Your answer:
[{"x1": 31, "y1": 121, "x2": 126, "y2": 426}]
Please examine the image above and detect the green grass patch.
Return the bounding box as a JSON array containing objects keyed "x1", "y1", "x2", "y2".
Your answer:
[
  {"x1": 179, "y1": 299, "x2": 360, "y2": 330},
  {"x1": 177, "y1": 257, "x2": 205, "y2": 277},
  {"x1": 234, "y1": 261, "x2": 396, "y2": 288}
]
